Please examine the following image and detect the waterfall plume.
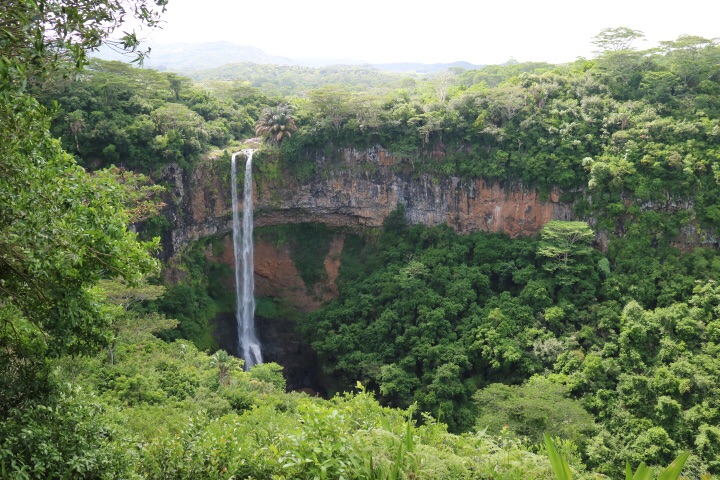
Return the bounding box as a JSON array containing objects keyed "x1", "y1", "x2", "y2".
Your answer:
[{"x1": 231, "y1": 150, "x2": 262, "y2": 370}]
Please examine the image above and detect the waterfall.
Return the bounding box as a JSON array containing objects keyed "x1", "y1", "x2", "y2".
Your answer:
[{"x1": 231, "y1": 150, "x2": 263, "y2": 370}]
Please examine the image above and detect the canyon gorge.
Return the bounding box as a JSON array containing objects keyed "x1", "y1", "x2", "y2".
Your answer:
[
  {"x1": 153, "y1": 146, "x2": 717, "y2": 392},
  {"x1": 154, "y1": 146, "x2": 575, "y2": 391}
]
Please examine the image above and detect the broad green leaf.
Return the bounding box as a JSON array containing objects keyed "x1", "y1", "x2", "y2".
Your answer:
[
  {"x1": 657, "y1": 452, "x2": 690, "y2": 480},
  {"x1": 544, "y1": 434, "x2": 573, "y2": 480}
]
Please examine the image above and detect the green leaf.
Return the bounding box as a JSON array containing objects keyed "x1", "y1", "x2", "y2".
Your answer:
[
  {"x1": 631, "y1": 463, "x2": 652, "y2": 480},
  {"x1": 544, "y1": 434, "x2": 573, "y2": 480},
  {"x1": 657, "y1": 452, "x2": 690, "y2": 480}
]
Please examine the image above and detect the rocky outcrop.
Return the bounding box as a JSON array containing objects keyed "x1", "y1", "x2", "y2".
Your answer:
[
  {"x1": 225, "y1": 234, "x2": 342, "y2": 312},
  {"x1": 160, "y1": 147, "x2": 573, "y2": 258}
]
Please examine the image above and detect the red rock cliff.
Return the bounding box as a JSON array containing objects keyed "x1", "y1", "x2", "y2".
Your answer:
[{"x1": 160, "y1": 146, "x2": 573, "y2": 257}]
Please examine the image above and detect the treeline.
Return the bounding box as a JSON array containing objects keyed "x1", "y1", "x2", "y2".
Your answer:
[
  {"x1": 35, "y1": 60, "x2": 277, "y2": 171},
  {"x1": 41, "y1": 35, "x2": 720, "y2": 236},
  {"x1": 187, "y1": 62, "x2": 412, "y2": 96},
  {"x1": 274, "y1": 34, "x2": 720, "y2": 229}
]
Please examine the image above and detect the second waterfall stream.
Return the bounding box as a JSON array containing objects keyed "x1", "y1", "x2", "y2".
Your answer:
[{"x1": 231, "y1": 150, "x2": 263, "y2": 370}]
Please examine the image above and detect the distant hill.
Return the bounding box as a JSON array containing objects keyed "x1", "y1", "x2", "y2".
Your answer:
[
  {"x1": 368, "y1": 61, "x2": 483, "y2": 74},
  {"x1": 94, "y1": 41, "x2": 295, "y2": 71},
  {"x1": 184, "y1": 63, "x2": 411, "y2": 97},
  {"x1": 146, "y1": 42, "x2": 296, "y2": 71},
  {"x1": 92, "y1": 42, "x2": 484, "y2": 74}
]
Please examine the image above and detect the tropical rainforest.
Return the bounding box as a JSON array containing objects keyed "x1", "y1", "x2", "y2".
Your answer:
[{"x1": 2, "y1": 1, "x2": 720, "y2": 477}]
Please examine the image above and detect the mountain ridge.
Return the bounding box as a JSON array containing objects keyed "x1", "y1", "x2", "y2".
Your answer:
[{"x1": 93, "y1": 41, "x2": 485, "y2": 74}]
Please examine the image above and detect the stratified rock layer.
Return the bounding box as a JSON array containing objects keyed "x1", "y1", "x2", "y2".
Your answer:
[{"x1": 161, "y1": 147, "x2": 573, "y2": 257}]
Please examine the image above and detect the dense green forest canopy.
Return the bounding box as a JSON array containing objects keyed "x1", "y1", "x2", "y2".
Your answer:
[
  {"x1": 187, "y1": 62, "x2": 414, "y2": 96},
  {"x1": 35, "y1": 60, "x2": 276, "y2": 171},
  {"x1": 41, "y1": 33, "x2": 720, "y2": 235},
  {"x1": 1, "y1": 0, "x2": 165, "y2": 403},
  {"x1": 3, "y1": 5, "x2": 720, "y2": 476},
  {"x1": 301, "y1": 213, "x2": 720, "y2": 474}
]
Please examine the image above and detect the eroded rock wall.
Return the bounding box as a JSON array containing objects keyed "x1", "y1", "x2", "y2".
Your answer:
[
  {"x1": 203, "y1": 232, "x2": 343, "y2": 312},
  {"x1": 201, "y1": 232, "x2": 340, "y2": 392},
  {"x1": 161, "y1": 147, "x2": 573, "y2": 258}
]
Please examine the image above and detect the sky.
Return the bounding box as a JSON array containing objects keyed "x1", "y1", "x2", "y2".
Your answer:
[{"x1": 136, "y1": 0, "x2": 720, "y2": 65}]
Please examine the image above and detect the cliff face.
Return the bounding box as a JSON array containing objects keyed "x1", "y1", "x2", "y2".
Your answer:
[
  {"x1": 204, "y1": 234, "x2": 338, "y2": 392},
  {"x1": 161, "y1": 147, "x2": 574, "y2": 257},
  {"x1": 209, "y1": 234, "x2": 343, "y2": 312}
]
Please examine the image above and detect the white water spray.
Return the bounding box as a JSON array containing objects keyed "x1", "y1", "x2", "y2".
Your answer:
[{"x1": 231, "y1": 150, "x2": 262, "y2": 370}]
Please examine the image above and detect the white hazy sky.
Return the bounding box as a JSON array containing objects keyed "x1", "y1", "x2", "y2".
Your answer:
[{"x1": 138, "y1": 0, "x2": 719, "y2": 65}]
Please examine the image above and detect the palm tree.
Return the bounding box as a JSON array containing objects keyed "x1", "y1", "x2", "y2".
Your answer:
[
  {"x1": 210, "y1": 350, "x2": 234, "y2": 386},
  {"x1": 255, "y1": 104, "x2": 298, "y2": 146}
]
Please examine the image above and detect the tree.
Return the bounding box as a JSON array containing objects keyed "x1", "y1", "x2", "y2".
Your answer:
[
  {"x1": 659, "y1": 35, "x2": 720, "y2": 89},
  {"x1": 308, "y1": 86, "x2": 350, "y2": 133},
  {"x1": 210, "y1": 350, "x2": 239, "y2": 387},
  {"x1": 346, "y1": 94, "x2": 383, "y2": 132},
  {"x1": 90, "y1": 166, "x2": 167, "y2": 224},
  {"x1": 536, "y1": 221, "x2": 598, "y2": 298},
  {"x1": 591, "y1": 27, "x2": 645, "y2": 53},
  {"x1": 474, "y1": 376, "x2": 596, "y2": 446},
  {"x1": 433, "y1": 71, "x2": 456, "y2": 103},
  {"x1": 486, "y1": 85, "x2": 527, "y2": 124},
  {"x1": 0, "y1": 102, "x2": 159, "y2": 353},
  {"x1": 0, "y1": 0, "x2": 168, "y2": 94},
  {"x1": 255, "y1": 104, "x2": 298, "y2": 146},
  {"x1": 248, "y1": 362, "x2": 286, "y2": 390},
  {"x1": 151, "y1": 103, "x2": 209, "y2": 165},
  {"x1": 65, "y1": 109, "x2": 86, "y2": 151},
  {"x1": 166, "y1": 73, "x2": 193, "y2": 100},
  {"x1": 99, "y1": 278, "x2": 175, "y2": 365},
  {"x1": 0, "y1": 0, "x2": 164, "y2": 413},
  {"x1": 537, "y1": 221, "x2": 595, "y2": 272},
  {"x1": 589, "y1": 28, "x2": 649, "y2": 98}
]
